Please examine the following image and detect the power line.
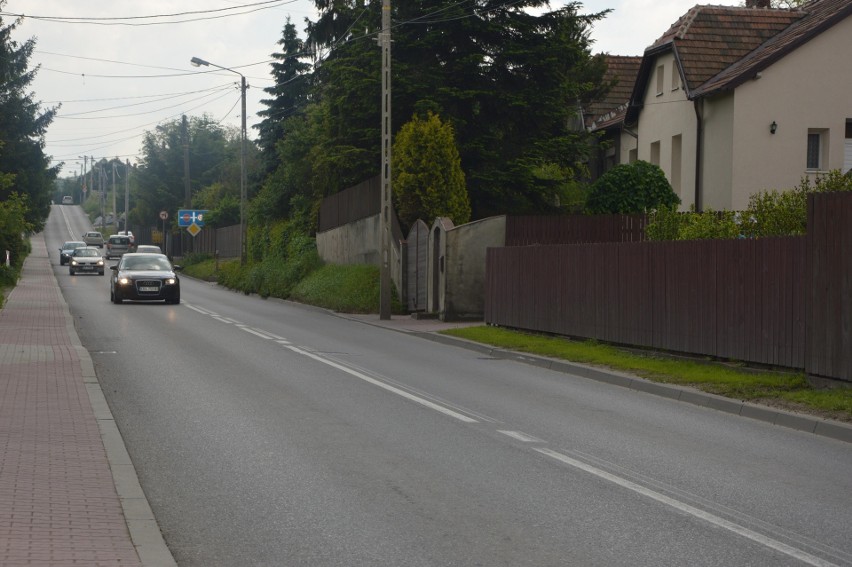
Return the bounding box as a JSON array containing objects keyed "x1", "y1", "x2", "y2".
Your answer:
[{"x1": 0, "y1": 0, "x2": 302, "y2": 26}]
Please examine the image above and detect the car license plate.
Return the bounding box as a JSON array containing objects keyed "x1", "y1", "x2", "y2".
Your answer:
[
  {"x1": 81, "y1": 265, "x2": 94, "y2": 270},
  {"x1": 139, "y1": 286, "x2": 158, "y2": 292}
]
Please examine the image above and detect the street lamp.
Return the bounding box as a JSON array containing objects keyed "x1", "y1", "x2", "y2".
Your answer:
[{"x1": 190, "y1": 56, "x2": 248, "y2": 265}]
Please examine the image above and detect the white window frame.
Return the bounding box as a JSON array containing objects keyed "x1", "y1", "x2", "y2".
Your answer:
[{"x1": 656, "y1": 65, "x2": 664, "y2": 96}]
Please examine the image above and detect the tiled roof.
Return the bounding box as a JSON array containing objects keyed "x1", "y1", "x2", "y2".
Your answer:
[
  {"x1": 585, "y1": 55, "x2": 641, "y2": 130},
  {"x1": 627, "y1": 0, "x2": 852, "y2": 122},
  {"x1": 651, "y1": 4, "x2": 804, "y2": 93},
  {"x1": 694, "y1": 0, "x2": 852, "y2": 96}
]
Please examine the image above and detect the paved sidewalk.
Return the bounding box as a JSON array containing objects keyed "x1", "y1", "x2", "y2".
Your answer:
[{"x1": 0, "y1": 234, "x2": 175, "y2": 566}]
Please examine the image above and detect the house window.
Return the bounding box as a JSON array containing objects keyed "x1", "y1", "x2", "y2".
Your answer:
[
  {"x1": 650, "y1": 141, "x2": 661, "y2": 166},
  {"x1": 807, "y1": 129, "x2": 827, "y2": 171},
  {"x1": 656, "y1": 65, "x2": 664, "y2": 96},
  {"x1": 671, "y1": 65, "x2": 680, "y2": 91},
  {"x1": 629, "y1": 148, "x2": 638, "y2": 163}
]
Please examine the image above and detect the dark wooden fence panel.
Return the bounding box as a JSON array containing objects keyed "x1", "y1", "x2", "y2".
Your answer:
[
  {"x1": 506, "y1": 214, "x2": 646, "y2": 246},
  {"x1": 807, "y1": 193, "x2": 852, "y2": 381},
  {"x1": 318, "y1": 176, "x2": 381, "y2": 232},
  {"x1": 486, "y1": 236, "x2": 808, "y2": 370}
]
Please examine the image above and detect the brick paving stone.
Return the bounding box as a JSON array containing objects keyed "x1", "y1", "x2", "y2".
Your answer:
[{"x1": 0, "y1": 236, "x2": 141, "y2": 566}]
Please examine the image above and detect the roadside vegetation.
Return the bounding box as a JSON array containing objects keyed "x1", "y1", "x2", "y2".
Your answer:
[
  {"x1": 179, "y1": 239, "x2": 403, "y2": 314},
  {"x1": 442, "y1": 326, "x2": 852, "y2": 422}
]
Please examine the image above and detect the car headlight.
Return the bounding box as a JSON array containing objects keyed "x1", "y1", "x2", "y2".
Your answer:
[
  {"x1": 165, "y1": 278, "x2": 176, "y2": 285},
  {"x1": 97, "y1": 260, "x2": 104, "y2": 266},
  {"x1": 118, "y1": 277, "x2": 130, "y2": 285},
  {"x1": 70, "y1": 260, "x2": 78, "y2": 266}
]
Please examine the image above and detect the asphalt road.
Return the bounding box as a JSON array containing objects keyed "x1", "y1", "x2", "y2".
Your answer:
[{"x1": 47, "y1": 205, "x2": 852, "y2": 567}]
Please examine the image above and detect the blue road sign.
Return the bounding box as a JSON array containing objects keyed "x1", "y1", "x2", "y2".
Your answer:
[{"x1": 177, "y1": 209, "x2": 208, "y2": 227}]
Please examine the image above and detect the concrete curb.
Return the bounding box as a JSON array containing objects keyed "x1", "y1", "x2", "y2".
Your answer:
[
  {"x1": 412, "y1": 331, "x2": 852, "y2": 445},
  {"x1": 51, "y1": 249, "x2": 178, "y2": 567}
]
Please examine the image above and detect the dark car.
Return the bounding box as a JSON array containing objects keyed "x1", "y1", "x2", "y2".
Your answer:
[
  {"x1": 110, "y1": 253, "x2": 182, "y2": 304},
  {"x1": 59, "y1": 241, "x2": 86, "y2": 265},
  {"x1": 69, "y1": 246, "x2": 105, "y2": 276}
]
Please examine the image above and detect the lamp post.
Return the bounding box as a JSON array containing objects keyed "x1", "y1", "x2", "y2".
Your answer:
[{"x1": 190, "y1": 56, "x2": 247, "y2": 265}]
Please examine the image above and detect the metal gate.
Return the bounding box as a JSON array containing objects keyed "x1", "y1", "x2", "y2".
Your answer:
[{"x1": 406, "y1": 220, "x2": 429, "y2": 311}]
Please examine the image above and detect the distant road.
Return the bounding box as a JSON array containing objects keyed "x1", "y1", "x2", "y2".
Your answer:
[{"x1": 45, "y1": 205, "x2": 852, "y2": 567}]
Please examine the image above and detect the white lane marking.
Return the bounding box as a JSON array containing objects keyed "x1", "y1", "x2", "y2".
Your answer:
[
  {"x1": 185, "y1": 304, "x2": 211, "y2": 315},
  {"x1": 213, "y1": 316, "x2": 233, "y2": 324},
  {"x1": 276, "y1": 339, "x2": 291, "y2": 345},
  {"x1": 236, "y1": 325, "x2": 275, "y2": 339},
  {"x1": 498, "y1": 430, "x2": 544, "y2": 443},
  {"x1": 535, "y1": 448, "x2": 838, "y2": 567},
  {"x1": 285, "y1": 345, "x2": 478, "y2": 423}
]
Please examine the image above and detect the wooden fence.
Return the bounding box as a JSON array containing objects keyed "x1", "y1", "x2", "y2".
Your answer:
[
  {"x1": 486, "y1": 192, "x2": 851, "y2": 381},
  {"x1": 318, "y1": 176, "x2": 381, "y2": 232},
  {"x1": 506, "y1": 214, "x2": 646, "y2": 245}
]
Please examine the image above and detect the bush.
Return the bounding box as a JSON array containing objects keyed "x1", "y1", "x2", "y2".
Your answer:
[
  {"x1": 290, "y1": 263, "x2": 403, "y2": 314},
  {"x1": 587, "y1": 161, "x2": 680, "y2": 214}
]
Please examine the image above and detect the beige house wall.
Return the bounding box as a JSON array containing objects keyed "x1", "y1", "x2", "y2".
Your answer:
[
  {"x1": 727, "y1": 16, "x2": 852, "y2": 210},
  {"x1": 636, "y1": 52, "x2": 698, "y2": 210},
  {"x1": 701, "y1": 93, "x2": 735, "y2": 210}
]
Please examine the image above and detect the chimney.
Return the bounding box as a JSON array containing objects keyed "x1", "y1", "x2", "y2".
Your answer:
[{"x1": 745, "y1": 0, "x2": 772, "y2": 7}]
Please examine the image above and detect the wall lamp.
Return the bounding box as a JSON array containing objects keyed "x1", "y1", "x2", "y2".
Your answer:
[{"x1": 770, "y1": 121, "x2": 777, "y2": 135}]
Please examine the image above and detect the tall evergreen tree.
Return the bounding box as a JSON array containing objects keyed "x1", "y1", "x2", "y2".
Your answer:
[
  {"x1": 0, "y1": 5, "x2": 59, "y2": 231},
  {"x1": 255, "y1": 17, "x2": 313, "y2": 176}
]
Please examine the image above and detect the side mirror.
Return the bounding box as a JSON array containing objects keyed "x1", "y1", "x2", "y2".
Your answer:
[
  {"x1": 110, "y1": 265, "x2": 118, "y2": 271},
  {"x1": 173, "y1": 265, "x2": 183, "y2": 272}
]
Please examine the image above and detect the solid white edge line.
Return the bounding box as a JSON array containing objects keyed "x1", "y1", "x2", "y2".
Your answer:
[
  {"x1": 534, "y1": 448, "x2": 837, "y2": 567},
  {"x1": 286, "y1": 345, "x2": 478, "y2": 423}
]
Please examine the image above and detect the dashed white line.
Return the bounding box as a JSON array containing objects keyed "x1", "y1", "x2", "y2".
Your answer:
[
  {"x1": 236, "y1": 325, "x2": 276, "y2": 339},
  {"x1": 498, "y1": 430, "x2": 544, "y2": 443},
  {"x1": 285, "y1": 345, "x2": 478, "y2": 423},
  {"x1": 534, "y1": 447, "x2": 838, "y2": 567}
]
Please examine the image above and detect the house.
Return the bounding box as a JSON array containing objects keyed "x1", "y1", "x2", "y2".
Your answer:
[
  {"x1": 585, "y1": 55, "x2": 642, "y2": 180},
  {"x1": 623, "y1": 0, "x2": 852, "y2": 211}
]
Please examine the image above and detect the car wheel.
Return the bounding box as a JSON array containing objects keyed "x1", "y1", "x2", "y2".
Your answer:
[
  {"x1": 111, "y1": 289, "x2": 122, "y2": 304},
  {"x1": 69, "y1": 268, "x2": 75, "y2": 276},
  {"x1": 99, "y1": 271, "x2": 105, "y2": 276}
]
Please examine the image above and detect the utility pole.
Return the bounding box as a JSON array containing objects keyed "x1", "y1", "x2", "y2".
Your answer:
[
  {"x1": 379, "y1": 0, "x2": 393, "y2": 320},
  {"x1": 125, "y1": 160, "x2": 130, "y2": 234},
  {"x1": 82, "y1": 156, "x2": 88, "y2": 198},
  {"x1": 112, "y1": 161, "x2": 117, "y2": 230},
  {"x1": 182, "y1": 115, "x2": 192, "y2": 254}
]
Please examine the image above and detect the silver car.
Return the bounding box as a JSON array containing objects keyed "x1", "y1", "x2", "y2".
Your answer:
[{"x1": 69, "y1": 247, "x2": 105, "y2": 276}]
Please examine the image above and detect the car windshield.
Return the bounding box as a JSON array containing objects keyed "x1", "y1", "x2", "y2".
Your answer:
[
  {"x1": 63, "y1": 242, "x2": 84, "y2": 250},
  {"x1": 121, "y1": 256, "x2": 172, "y2": 271},
  {"x1": 75, "y1": 249, "x2": 100, "y2": 257}
]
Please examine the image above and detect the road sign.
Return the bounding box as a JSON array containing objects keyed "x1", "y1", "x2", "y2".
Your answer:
[
  {"x1": 177, "y1": 209, "x2": 208, "y2": 227},
  {"x1": 187, "y1": 223, "x2": 202, "y2": 237},
  {"x1": 159, "y1": 210, "x2": 168, "y2": 220}
]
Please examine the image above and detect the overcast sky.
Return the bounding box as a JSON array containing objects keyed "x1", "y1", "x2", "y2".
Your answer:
[{"x1": 2, "y1": 0, "x2": 741, "y2": 177}]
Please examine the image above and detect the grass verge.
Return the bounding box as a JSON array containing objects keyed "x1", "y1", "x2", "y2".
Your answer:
[{"x1": 442, "y1": 326, "x2": 852, "y2": 422}]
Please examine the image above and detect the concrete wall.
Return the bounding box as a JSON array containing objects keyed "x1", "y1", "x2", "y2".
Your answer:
[
  {"x1": 316, "y1": 213, "x2": 403, "y2": 297},
  {"x1": 433, "y1": 215, "x2": 506, "y2": 320}
]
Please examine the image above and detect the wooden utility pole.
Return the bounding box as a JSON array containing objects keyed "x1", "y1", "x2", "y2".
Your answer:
[{"x1": 379, "y1": 0, "x2": 392, "y2": 319}]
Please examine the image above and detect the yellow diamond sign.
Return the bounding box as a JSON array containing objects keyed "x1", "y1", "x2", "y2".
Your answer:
[{"x1": 187, "y1": 222, "x2": 202, "y2": 237}]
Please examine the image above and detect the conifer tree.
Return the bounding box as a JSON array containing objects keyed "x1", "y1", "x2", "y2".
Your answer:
[{"x1": 393, "y1": 112, "x2": 470, "y2": 228}]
